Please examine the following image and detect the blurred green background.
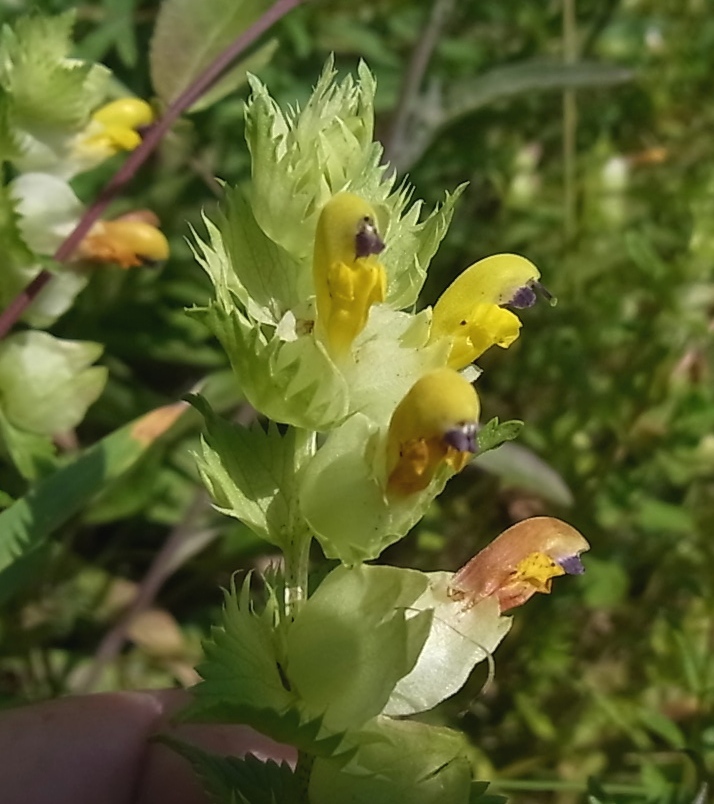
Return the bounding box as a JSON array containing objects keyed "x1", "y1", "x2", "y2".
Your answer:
[{"x1": 1, "y1": 0, "x2": 713, "y2": 801}]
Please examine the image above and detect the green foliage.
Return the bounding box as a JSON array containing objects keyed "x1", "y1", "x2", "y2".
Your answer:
[
  {"x1": 190, "y1": 394, "x2": 308, "y2": 548},
  {"x1": 309, "y1": 717, "x2": 478, "y2": 804},
  {"x1": 285, "y1": 565, "x2": 431, "y2": 732},
  {"x1": 1, "y1": 2, "x2": 713, "y2": 803},
  {"x1": 0, "y1": 401, "x2": 188, "y2": 598},
  {"x1": 150, "y1": 0, "x2": 273, "y2": 108},
  {"x1": 0, "y1": 11, "x2": 107, "y2": 130},
  {"x1": 476, "y1": 417, "x2": 524, "y2": 455},
  {"x1": 158, "y1": 735, "x2": 305, "y2": 804}
]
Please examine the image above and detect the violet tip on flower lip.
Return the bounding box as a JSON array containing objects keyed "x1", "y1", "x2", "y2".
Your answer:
[{"x1": 355, "y1": 217, "x2": 385, "y2": 258}]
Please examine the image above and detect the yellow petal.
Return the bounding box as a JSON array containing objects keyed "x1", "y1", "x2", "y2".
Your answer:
[
  {"x1": 386, "y1": 367, "x2": 480, "y2": 495},
  {"x1": 76, "y1": 218, "x2": 169, "y2": 269},
  {"x1": 431, "y1": 253, "x2": 540, "y2": 368},
  {"x1": 313, "y1": 192, "x2": 386, "y2": 359},
  {"x1": 91, "y1": 98, "x2": 154, "y2": 131},
  {"x1": 77, "y1": 98, "x2": 154, "y2": 160}
]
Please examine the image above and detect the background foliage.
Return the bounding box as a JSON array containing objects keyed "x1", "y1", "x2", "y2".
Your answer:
[{"x1": 1, "y1": 0, "x2": 713, "y2": 801}]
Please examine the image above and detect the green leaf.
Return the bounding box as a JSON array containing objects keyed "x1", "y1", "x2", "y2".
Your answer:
[
  {"x1": 0, "y1": 331, "x2": 107, "y2": 436},
  {"x1": 75, "y1": 0, "x2": 140, "y2": 67},
  {"x1": 190, "y1": 394, "x2": 308, "y2": 548},
  {"x1": 159, "y1": 735, "x2": 302, "y2": 804},
  {"x1": 394, "y1": 60, "x2": 633, "y2": 172},
  {"x1": 476, "y1": 417, "x2": 524, "y2": 455},
  {"x1": 188, "y1": 39, "x2": 278, "y2": 113},
  {"x1": 0, "y1": 409, "x2": 57, "y2": 481},
  {"x1": 309, "y1": 717, "x2": 476, "y2": 804},
  {"x1": 181, "y1": 576, "x2": 350, "y2": 757},
  {"x1": 182, "y1": 575, "x2": 296, "y2": 725},
  {"x1": 0, "y1": 400, "x2": 189, "y2": 579},
  {"x1": 286, "y1": 565, "x2": 431, "y2": 732},
  {"x1": 637, "y1": 708, "x2": 686, "y2": 750},
  {"x1": 149, "y1": 0, "x2": 272, "y2": 106}
]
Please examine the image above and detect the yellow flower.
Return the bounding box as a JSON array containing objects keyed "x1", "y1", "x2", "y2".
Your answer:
[
  {"x1": 313, "y1": 192, "x2": 386, "y2": 359},
  {"x1": 386, "y1": 367, "x2": 480, "y2": 495},
  {"x1": 75, "y1": 211, "x2": 169, "y2": 269},
  {"x1": 448, "y1": 516, "x2": 589, "y2": 612},
  {"x1": 430, "y1": 253, "x2": 542, "y2": 369},
  {"x1": 75, "y1": 98, "x2": 154, "y2": 160}
]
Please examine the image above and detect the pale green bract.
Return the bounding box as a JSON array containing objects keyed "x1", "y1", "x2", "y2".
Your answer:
[
  {"x1": 182, "y1": 568, "x2": 499, "y2": 804},
  {"x1": 0, "y1": 330, "x2": 106, "y2": 436},
  {"x1": 0, "y1": 12, "x2": 110, "y2": 177}
]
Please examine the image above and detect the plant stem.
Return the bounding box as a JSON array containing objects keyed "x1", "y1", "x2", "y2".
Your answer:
[
  {"x1": 283, "y1": 428, "x2": 316, "y2": 619},
  {"x1": 283, "y1": 522, "x2": 311, "y2": 618},
  {"x1": 563, "y1": 0, "x2": 578, "y2": 239},
  {"x1": 384, "y1": 0, "x2": 455, "y2": 168},
  {"x1": 0, "y1": 0, "x2": 304, "y2": 340}
]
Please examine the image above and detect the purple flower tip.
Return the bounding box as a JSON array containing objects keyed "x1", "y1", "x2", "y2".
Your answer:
[
  {"x1": 443, "y1": 424, "x2": 478, "y2": 454},
  {"x1": 558, "y1": 554, "x2": 585, "y2": 575},
  {"x1": 355, "y1": 217, "x2": 385, "y2": 258},
  {"x1": 508, "y1": 284, "x2": 537, "y2": 309}
]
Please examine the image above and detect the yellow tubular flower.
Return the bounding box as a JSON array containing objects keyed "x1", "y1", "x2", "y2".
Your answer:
[
  {"x1": 430, "y1": 253, "x2": 542, "y2": 370},
  {"x1": 313, "y1": 192, "x2": 387, "y2": 359},
  {"x1": 79, "y1": 98, "x2": 154, "y2": 156},
  {"x1": 448, "y1": 516, "x2": 590, "y2": 612},
  {"x1": 386, "y1": 367, "x2": 480, "y2": 496},
  {"x1": 76, "y1": 211, "x2": 169, "y2": 269}
]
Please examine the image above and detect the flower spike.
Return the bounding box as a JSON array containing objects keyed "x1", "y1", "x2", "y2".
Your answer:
[
  {"x1": 430, "y1": 253, "x2": 541, "y2": 369},
  {"x1": 448, "y1": 516, "x2": 590, "y2": 612},
  {"x1": 386, "y1": 367, "x2": 480, "y2": 495},
  {"x1": 313, "y1": 192, "x2": 386, "y2": 358}
]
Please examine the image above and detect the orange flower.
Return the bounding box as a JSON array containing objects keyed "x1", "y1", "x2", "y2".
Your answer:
[
  {"x1": 448, "y1": 516, "x2": 589, "y2": 612},
  {"x1": 75, "y1": 210, "x2": 169, "y2": 269}
]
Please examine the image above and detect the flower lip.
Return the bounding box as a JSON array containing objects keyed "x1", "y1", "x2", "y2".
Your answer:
[
  {"x1": 442, "y1": 422, "x2": 478, "y2": 454},
  {"x1": 558, "y1": 554, "x2": 585, "y2": 575},
  {"x1": 355, "y1": 216, "x2": 385, "y2": 258}
]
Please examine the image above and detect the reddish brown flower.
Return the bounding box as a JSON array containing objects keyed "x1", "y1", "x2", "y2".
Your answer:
[{"x1": 448, "y1": 516, "x2": 589, "y2": 612}]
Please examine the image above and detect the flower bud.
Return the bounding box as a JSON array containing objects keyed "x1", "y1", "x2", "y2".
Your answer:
[{"x1": 386, "y1": 367, "x2": 480, "y2": 495}]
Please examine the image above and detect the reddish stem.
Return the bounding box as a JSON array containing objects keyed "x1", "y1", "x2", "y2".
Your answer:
[{"x1": 0, "y1": 0, "x2": 304, "y2": 339}]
